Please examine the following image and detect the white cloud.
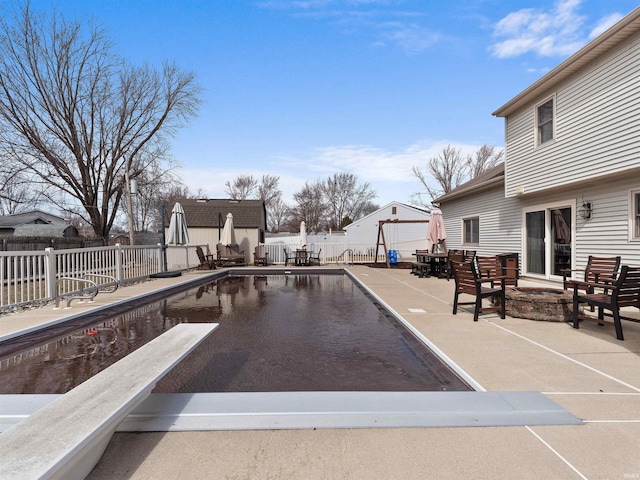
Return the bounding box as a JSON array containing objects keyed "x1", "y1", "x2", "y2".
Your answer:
[
  {"x1": 180, "y1": 140, "x2": 487, "y2": 206},
  {"x1": 491, "y1": 0, "x2": 586, "y2": 58},
  {"x1": 377, "y1": 22, "x2": 440, "y2": 53},
  {"x1": 256, "y1": 0, "x2": 437, "y2": 54},
  {"x1": 489, "y1": 0, "x2": 627, "y2": 59},
  {"x1": 589, "y1": 13, "x2": 624, "y2": 39}
]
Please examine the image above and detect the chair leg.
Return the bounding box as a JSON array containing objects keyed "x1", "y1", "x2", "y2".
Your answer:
[
  {"x1": 499, "y1": 289, "x2": 505, "y2": 319},
  {"x1": 612, "y1": 308, "x2": 624, "y2": 341},
  {"x1": 452, "y1": 292, "x2": 459, "y2": 314},
  {"x1": 473, "y1": 297, "x2": 481, "y2": 322},
  {"x1": 572, "y1": 294, "x2": 580, "y2": 329}
]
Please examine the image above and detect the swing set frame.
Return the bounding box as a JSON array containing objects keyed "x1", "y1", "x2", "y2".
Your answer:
[{"x1": 374, "y1": 219, "x2": 430, "y2": 268}]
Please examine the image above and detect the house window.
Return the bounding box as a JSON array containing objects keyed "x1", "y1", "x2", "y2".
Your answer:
[
  {"x1": 463, "y1": 217, "x2": 479, "y2": 244},
  {"x1": 633, "y1": 190, "x2": 640, "y2": 239},
  {"x1": 392, "y1": 206, "x2": 397, "y2": 215},
  {"x1": 536, "y1": 97, "x2": 554, "y2": 145}
]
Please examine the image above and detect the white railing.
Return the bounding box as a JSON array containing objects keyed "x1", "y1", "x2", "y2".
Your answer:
[
  {"x1": 0, "y1": 241, "x2": 415, "y2": 310},
  {"x1": 0, "y1": 251, "x2": 49, "y2": 308},
  {"x1": 0, "y1": 243, "x2": 212, "y2": 311},
  {"x1": 263, "y1": 243, "x2": 417, "y2": 265}
]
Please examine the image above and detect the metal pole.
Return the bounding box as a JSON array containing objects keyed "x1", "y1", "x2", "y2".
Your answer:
[
  {"x1": 124, "y1": 168, "x2": 135, "y2": 246},
  {"x1": 161, "y1": 203, "x2": 168, "y2": 272}
]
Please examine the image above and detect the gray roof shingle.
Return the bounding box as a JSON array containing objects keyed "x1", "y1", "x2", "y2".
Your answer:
[{"x1": 165, "y1": 199, "x2": 266, "y2": 229}]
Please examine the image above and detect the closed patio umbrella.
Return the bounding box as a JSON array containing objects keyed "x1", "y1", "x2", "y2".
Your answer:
[
  {"x1": 427, "y1": 207, "x2": 447, "y2": 253},
  {"x1": 167, "y1": 202, "x2": 190, "y2": 245},
  {"x1": 553, "y1": 209, "x2": 571, "y2": 244},
  {"x1": 299, "y1": 221, "x2": 307, "y2": 248},
  {"x1": 220, "y1": 213, "x2": 237, "y2": 246}
]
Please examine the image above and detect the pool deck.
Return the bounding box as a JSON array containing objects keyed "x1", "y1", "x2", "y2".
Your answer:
[{"x1": 2, "y1": 265, "x2": 640, "y2": 479}]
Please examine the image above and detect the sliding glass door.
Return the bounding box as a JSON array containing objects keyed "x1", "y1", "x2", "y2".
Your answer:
[
  {"x1": 524, "y1": 205, "x2": 573, "y2": 278},
  {"x1": 526, "y1": 211, "x2": 545, "y2": 274}
]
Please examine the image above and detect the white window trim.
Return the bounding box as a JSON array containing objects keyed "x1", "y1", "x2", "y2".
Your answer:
[
  {"x1": 629, "y1": 188, "x2": 640, "y2": 242},
  {"x1": 462, "y1": 216, "x2": 479, "y2": 245},
  {"x1": 521, "y1": 199, "x2": 576, "y2": 280},
  {"x1": 534, "y1": 93, "x2": 556, "y2": 148}
]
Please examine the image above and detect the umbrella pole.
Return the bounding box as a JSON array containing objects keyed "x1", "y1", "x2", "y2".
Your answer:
[{"x1": 161, "y1": 204, "x2": 168, "y2": 272}]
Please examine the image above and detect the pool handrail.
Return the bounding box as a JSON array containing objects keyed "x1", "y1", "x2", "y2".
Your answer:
[{"x1": 55, "y1": 276, "x2": 99, "y2": 308}]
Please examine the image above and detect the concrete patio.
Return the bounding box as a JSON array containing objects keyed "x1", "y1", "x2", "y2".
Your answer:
[{"x1": 1, "y1": 265, "x2": 639, "y2": 479}]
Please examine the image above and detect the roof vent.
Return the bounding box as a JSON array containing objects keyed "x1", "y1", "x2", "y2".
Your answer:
[
  {"x1": 196, "y1": 199, "x2": 207, "y2": 203},
  {"x1": 229, "y1": 200, "x2": 239, "y2": 204}
]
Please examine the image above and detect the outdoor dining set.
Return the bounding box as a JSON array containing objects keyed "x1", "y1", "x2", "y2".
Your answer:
[
  {"x1": 412, "y1": 249, "x2": 640, "y2": 341},
  {"x1": 284, "y1": 247, "x2": 321, "y2": 267}
]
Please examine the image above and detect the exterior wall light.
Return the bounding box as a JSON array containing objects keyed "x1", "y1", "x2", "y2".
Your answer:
[{"x1": 578, "y1": 201, "x2": 592, "y2": 220}]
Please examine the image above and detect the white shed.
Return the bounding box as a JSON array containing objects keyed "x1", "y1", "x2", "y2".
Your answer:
[{"x1": 344, "y1": 202, "x2": 430, "y2": 259}]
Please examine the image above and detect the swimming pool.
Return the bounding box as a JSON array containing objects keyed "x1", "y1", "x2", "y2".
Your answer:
[
  {"x1": 0, "y1": 269, "x2": 583, "y2": 430},
  {"x1": 0, "y1": 273, "x2": 471, "y2": 394}
]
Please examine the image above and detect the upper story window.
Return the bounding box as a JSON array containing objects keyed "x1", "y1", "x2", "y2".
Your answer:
[
  {"x1": 536, "y1": 97, "x2": 554, "y2": 145},
  {"x1": 463, "y1": 217, "x2": 479, "y2": 244},
  {"x1": 632, "y1": 190, "x2": 640, "y2": 240}
]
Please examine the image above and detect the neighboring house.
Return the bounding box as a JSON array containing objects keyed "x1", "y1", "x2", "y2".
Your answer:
[
  {"x1": 166, "y1": 199, "x2": 267, "y2": 263},
  {"x1": 343, "y1": 201, "x2": 430, "y2": 255},
  {"x1": 0, "y1": 210, "x2": 73, "y2": 236},
  {"x1": 12, "y1": 224, "x2": 79, "y2": 238},
  {"x1": 439, "y1": 7, "x2": 640, "y2": 281},
  {"x1": 109, "y1": 232, "x2": 162, "y2": 246}
]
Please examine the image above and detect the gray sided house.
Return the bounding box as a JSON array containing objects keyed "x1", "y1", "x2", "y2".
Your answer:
[
  {"x1": 165, "y1": 199, "x2": 267, "y2": 264},
  {"x1": 0, "y1": 210, "x2": 83, "y2": 251},
  {"x1": 441, "y1": 7, "x2": 640, "y2": 282},
  {"x1": 0, "y1": 210, "x2": 70, "y2": 236}
]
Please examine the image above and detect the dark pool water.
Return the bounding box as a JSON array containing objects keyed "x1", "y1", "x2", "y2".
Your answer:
[{"x1": 0, "y1": 274, "x2": 471, "y2": 394}]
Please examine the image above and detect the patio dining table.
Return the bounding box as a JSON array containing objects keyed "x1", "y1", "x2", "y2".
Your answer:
[
  {"x1": 417, "y1": 252, "x2": 448, "y2": 278},
  {"x1": 295, "y1": 249, "x2": 321, "y2": 266}
]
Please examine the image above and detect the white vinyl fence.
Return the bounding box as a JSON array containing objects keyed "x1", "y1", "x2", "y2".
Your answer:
[
  {"x1": 263, "y1": 242, "x2": 417, "y2": 266},
  {"x1": 0, "y1": 243, "x2": 213, "y2": 311},
  {"x1": 0, "y1": 240, "x2": 414, "y2": 311}
]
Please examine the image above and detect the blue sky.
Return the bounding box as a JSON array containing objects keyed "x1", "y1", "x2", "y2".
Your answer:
[{"x1": 24, "y1": 0, "x2": 640, "y2": 206}]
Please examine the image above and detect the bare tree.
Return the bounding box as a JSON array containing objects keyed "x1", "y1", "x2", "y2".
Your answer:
[
  {"x1": 358, "y1": 200, "x2": 379, "y2": 220},
  {"x1": 0, "y1": 166, "x2": 43, "y2": 214},
  {"x1": 321, "y1": 173, "x2": 377, "y2": 230},
  {"x1": 292, "y1": 181, "x2": 327, "y2": 233},
  {"x1": 225, "y1": 175, "x2": 258, "y2": 200},
  {"x1": 257, "y1": 174, "x2": 281, "y2": 207},
  {"x1": 267, "y1": 195, "x2": 290, "y2": 233},
  {"x1": 121, "y1": 154, "x2": 185, "y2": 233},
  {"x1": 411, "y1": 145, "x2": 467, "y2": 205},
  {"x1": 411, "y1": 144, "x2": 503, "y2": 208},
  {"x1": 467, "y1": 144, "x2": 504, "y2": 179},
  {"x1": 0, "y1": 5, "x2": 201, "y2": 242}
]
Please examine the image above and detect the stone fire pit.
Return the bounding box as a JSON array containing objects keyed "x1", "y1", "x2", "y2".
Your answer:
[{"x1": 505, "y1": 287, "x2": 577, "y2": 322}]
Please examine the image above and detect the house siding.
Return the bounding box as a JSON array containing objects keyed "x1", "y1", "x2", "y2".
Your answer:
[
  {"x1": 567, "y1": 177, "x2": 640, "y2": 268},
  {"x1": 512, "y1": 176, "x2": 640, "y2": 275},
  {"x1": 505, "y1": 31, "x2": 640, "y2": 197},
  {"x1": 442, "y1": 174, "x2": 640, "y2": 279},
  {"x1": 441, "y1": 185, "x2": 522, "y2": 258}
]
